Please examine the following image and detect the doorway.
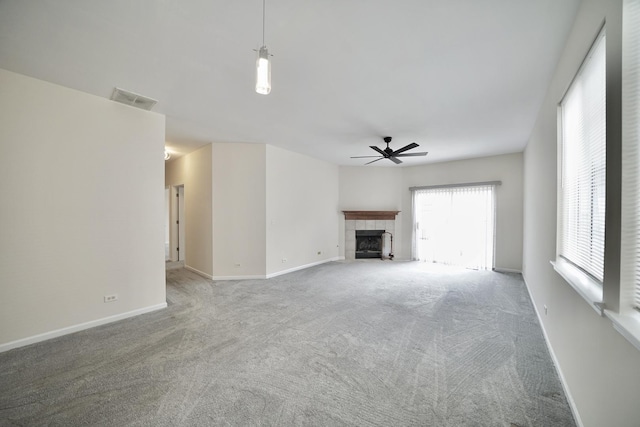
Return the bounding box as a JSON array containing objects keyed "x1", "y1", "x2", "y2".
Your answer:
[{"x1": 413, "y1": 184, "x2": 496, "y2": 270}]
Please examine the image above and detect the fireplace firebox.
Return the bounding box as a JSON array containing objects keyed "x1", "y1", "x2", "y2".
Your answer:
[{"x1": 355, "y1": 230, "x2": 385, "y2": 259}]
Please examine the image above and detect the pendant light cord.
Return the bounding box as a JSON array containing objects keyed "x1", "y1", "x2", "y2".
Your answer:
[{"x1": 262, "y1": 0, "x2": 266, "y2": 46}]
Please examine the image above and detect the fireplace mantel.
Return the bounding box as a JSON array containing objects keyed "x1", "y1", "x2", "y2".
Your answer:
[{"x1": 342, "y1": 210, "x2": 400, "y2": 220}]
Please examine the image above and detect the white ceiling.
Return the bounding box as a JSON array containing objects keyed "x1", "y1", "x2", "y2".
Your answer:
[{"x1": 0, "y1": 0, "x2": 581, "y2": 166}]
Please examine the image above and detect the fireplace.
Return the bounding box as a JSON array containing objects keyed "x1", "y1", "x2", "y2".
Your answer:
[
  {"x1": 355, "y1": 230, "x2": 384, "y2": 259},
  {"x1": 342, "y1": 211, "x2": 399, "y2": 260}
]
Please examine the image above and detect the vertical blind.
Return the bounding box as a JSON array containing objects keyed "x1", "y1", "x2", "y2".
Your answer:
[
  {"x1": 559, "y1": 29, "x2": 607, "y2": 283},
  {"x1": 413, "y1": 185, "x2": 495, "y2": 270},
  {"x1": 622, "y1": 0, "x2": 640, "y2": 310}
]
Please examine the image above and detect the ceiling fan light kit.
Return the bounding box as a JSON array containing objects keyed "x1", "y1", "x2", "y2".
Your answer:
[{"x1": 351, "y1": 136, "x2": 428, "y2": 165}]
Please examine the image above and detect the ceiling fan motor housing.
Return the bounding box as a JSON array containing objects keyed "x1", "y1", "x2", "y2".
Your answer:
[
  {"x1": 350, "y1": 135, "x2": 427, "y2": 165},
  {"x1": 383, "y1": 136, "x2": 393, "y2": 155}
]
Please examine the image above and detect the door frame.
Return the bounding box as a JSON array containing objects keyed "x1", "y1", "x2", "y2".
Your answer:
[{"x1": 169, "y1": 185, "x2": 185, "y2": 262}]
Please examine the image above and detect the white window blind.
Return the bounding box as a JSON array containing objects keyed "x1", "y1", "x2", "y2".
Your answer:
[
  {"x1": 413, "y1": 184, "x2": 495, "y2": 270},
  {"x1": 622, "y1": 0, "x2": 640, "y2": 310},
  {"x1": 558, "y1": 29, "x2": 606, "y2": 283}
]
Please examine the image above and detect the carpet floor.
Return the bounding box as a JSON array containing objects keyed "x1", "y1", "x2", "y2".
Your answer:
[{"x1": 0, "y1": 261, "x2": 575, "y2": 426}]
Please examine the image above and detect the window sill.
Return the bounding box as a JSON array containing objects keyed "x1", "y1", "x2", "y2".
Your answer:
[
  {"x1": 604, "y1": 310, "x2": 640, "y2": 352},
  {"x1": 551, "y1": 258, "x2": 605, "y2": 315}
]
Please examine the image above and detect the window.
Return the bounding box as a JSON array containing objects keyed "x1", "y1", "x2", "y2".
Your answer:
[
  {"x1": 621, "y1": 0, "x2": 640, "y2": 313},
  {"x1": 554, "y1": 28, "x2": 607, "y2": 310},
  {"x1": 412, "y1": 183, "x2": 497, "y2": 270},
  {"x1": 606, "y1": 0, "x2": 640, "y2": 352}
]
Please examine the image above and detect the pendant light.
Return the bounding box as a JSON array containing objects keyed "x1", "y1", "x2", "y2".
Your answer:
[{"x1": 255, "y1": 0, "x2": 271, "y2": 95}]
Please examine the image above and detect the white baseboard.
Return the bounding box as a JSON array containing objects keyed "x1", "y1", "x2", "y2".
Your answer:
[
  {"x1": 185, "y1": 265, "x2": 213, "y2": 280},
  {"x1": 266, "y1": 257, "x2": 341, "y2": 279},
  {"x1": 0, "y1": 302, "x2": 167, "y2": 354},
  {"x1": 521, "y1": 273, "x2": 583, "y2": 427},
  {"x1": 213, "y1": 274, "x2": 266, "y2": 280},
  {"x1": 210, "y1": 258, "x2": 342, "y2": 281},
  {"x1": 493, "y1": 267, "x2": 522, "y2": 274}
]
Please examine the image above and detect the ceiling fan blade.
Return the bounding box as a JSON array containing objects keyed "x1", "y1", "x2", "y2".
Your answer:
[
  {"x1": 370, "y1": 146, "x2": 387, "y2": 156},
  {"x1": 350, "y1": 155, "x2": 384, "y2": 158},
  {"x1": 388, "y1": 156, "x2": 402, "y2": 164},
  {"x1": 394, "y1": 151, "x2": 428, "y2": 157},
  {"x1": 365, "y1": 157, "x2": 384, "y2": 165},
  {"x1": 392, "y1": 142, "x2": 419, "y2": 155}
]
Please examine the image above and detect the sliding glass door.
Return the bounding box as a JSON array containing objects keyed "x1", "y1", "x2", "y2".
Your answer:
[{"x1": 413, "y1": 184, "x2": 496, "y2": 270}]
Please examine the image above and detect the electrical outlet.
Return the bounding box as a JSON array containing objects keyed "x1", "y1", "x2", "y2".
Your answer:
[
  {"x1": 544, "y1": 304, "x2": 548, "y2": 315},
  {"x1": 104, "y1": 294, "x2": 118, "y2": 303}
]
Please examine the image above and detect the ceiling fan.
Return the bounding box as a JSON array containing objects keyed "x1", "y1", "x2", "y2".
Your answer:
[{"x1": 351, "y1": 136, "x2": 428, "y2": 165}]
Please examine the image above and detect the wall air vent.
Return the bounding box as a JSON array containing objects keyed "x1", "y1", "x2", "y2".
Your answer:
[{"x1": 110, "y1": 87, "x2": 157, "y2": 111}]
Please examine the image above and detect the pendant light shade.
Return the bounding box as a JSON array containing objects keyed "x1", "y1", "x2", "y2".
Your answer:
[
  {"x1": 256, "y1": 46, "x2": 271, "y2": 95},
  {"x1": 255, "y1": 0, "x2": 271, "y2": 95}
]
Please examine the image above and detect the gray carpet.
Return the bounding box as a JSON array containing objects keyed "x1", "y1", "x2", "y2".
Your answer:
[{"x1": 0, "y1": 261, "x2": 574, "y2": 426}]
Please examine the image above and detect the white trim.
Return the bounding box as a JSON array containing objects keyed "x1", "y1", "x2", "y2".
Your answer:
[
  {"x1": 604, "y1": 309, "x2": 640, "y2": 352},
  {"x1": 522, "y1": 274, "x2": 584, "y2": 427},
  {"x1": 0, "y1": 302, "x2": 167, "y2": 353},
  {"x1": 213, "y1": 274, "x2": 266, "y2": 280},
  {"x1": 211, "y1": 258, "x2": 343, "y2": 281},
  {"x1": 266, "y1": 257, "x2": 340, "y2": 279},
  {"x1": 493, "y1": 267, "x2": 522, "y2": 274},
  {"x1": 185, "y1": 265, "x2": 213, "y2": 280},
  {"x1": 409, "y1": 180, "x2": 502, "y2": 191}
]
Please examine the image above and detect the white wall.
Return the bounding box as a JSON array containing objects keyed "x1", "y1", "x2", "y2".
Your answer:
[
  {"x1": 0, "y1": 69, "x2": 166, "y2": 349},
  {"x1": 266, "y1": 145, "x2": 340, "y2": 275},
  {"x1": 339, "y1": 153, "x2": 523, "y2": 270},
  {"x1": 523, "y1": 0, "x2": 640, "y2": 425},
  {"x1": 166, "y1": 143, "x2": 339, "y2": 279},
  {"x1": 212, "y1": 142, "x2": 266, "y2": 278},
  {"x1": 165, "y1": 144, "x2": 213, "y2": 277}
]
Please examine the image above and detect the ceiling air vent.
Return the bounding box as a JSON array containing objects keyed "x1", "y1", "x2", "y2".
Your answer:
[{"x1": 110, "y1": 87, "x2": 157, "y2": 111}]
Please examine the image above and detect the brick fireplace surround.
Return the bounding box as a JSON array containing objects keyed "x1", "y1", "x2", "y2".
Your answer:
[{"x1": 343, "y1": 211, "x2": 399, "y2": 260}]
